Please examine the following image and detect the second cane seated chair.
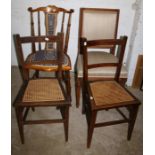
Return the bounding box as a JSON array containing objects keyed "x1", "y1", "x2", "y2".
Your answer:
[
  {"x1": 14, "y1": 33, "x2": 71, "y2": 144},
  {"x1": 80, "y1": 36, "x2": 141, "y2": 148}
]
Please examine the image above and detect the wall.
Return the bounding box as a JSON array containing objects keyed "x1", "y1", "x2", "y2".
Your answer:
[{"x1": 11, "y1": 0, "x2": 142, "y2": 86}]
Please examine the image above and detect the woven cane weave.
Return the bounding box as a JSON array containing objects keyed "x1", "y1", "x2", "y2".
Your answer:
[
  {"x1": 22, "y1": 79, "x2": 64, "y2": 102},
  {"x1": 90, "y1": 81, "x2": 134, "y2": 106}
]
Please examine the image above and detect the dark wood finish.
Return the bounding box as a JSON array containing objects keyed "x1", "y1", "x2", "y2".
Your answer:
[
  {"x1": 132, "y1": 54, "x2": 143, "y2": 88},
  {"x1": 27, "y1": 5, "x2": 74, "y2": 99},
  {"x1": 14, "y1": 33, "x2": 71, "y2": 144},
  {"x1": 74, "y1": 8, "x2": 127, "y2": 108},
  {"x1": 81, "y1": 36, "x2": 141, "y2": 148}
]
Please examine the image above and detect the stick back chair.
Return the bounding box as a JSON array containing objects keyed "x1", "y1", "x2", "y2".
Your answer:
[
  {"x1": 14, "y1": 33, "x2": 71, "y2": 144},
  {"x1": 81, "y1": 36, "x2": 140, "y2": 148},
  {"x1": 75, "y1": 8, "x2": 128, "y2": 107},
  {"x1": 25, "y1": 5, "x2": 74, "y2": 98}
]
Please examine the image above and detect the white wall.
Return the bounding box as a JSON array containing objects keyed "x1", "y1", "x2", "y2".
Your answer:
[{"x1": 11, "y1": 0, "x2": 142, "y2": 86}]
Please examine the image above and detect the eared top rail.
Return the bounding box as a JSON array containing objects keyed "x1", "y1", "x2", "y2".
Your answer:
[{"x1": 28, "y1": 5, "x2": 74, "y2": 14}]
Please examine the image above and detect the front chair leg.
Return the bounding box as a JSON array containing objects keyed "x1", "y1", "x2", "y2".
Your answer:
[
  {"x1": 127, "y1": 104, "x2": 139, "y2": 140},
  {"x1": 62, "y1": 106, "x2": 69, "y2": 142},
  {"x1": 15, "y1": 107, "x2": 25, "y2": 144},
  {"x1": 65, "y1": 71, "x2": 71, "y2": 101},
  {"x1": 87, "y1": 111, "x2": 97, "y2": 148}
]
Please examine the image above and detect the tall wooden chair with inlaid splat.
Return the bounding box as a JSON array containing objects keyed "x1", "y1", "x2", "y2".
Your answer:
[
  {"x1": 25, "y1": 5, "x2": 74, "y2": 99},
  {"x1": 14, "y1": 33, "x2": 71, "y2": 144},
  {"x1": 80, "y1": 36, "x2": 140, "y2": 148}
]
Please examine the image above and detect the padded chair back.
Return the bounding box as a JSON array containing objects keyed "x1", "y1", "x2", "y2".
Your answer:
[
  {"x1": 79, "y1": 8, "x2": 119, "y2": 52},
  {"x1": 28, "y1": 5, "x2": 74, "y2": 53},
  {"x1": 81, "y1": 36, "x2": 127, "y2": 82}
]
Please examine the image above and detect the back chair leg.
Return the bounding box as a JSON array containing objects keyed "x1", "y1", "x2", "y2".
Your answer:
[
  {"x1": 87, "y1": 111, "x2": 97, "y2": 148},
  {"x1": 15, "y1": 107, "x2": 25, "y2": 144},
  {"x1": 76, "y1": 78, "x2": 81, "y2": 108},
  {"x1": 63, "y1": 106, "x2": 69, "y2": 142},
  {"x1": 127, "y1": 104, "x2": 139, "y2": 140}
]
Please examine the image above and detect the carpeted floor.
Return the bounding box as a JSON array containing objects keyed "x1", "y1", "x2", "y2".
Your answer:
[{"x1": 11, "y1": 66, "x2": 143, "y2": 155}]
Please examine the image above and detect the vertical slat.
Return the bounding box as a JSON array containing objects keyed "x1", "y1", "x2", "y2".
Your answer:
[
  {"x1": 38, "y1": 11, "x2": 41, "y2": 50},
  {"x1": 30, "y1": 12, "x2": 36, "y2": 53},
  {"x1": 61, "y1": 12, "x2": 65, "y2": 33},
  {"x1": 64, "y1": 13, "x2": 72, "y2": 54}
]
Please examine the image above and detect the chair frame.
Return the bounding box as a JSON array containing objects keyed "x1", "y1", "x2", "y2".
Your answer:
[
  {"x1": 14, "y1": 33, "x2": 71, "y2": 144},
  {"x1": 74, "y1": 8, "x2": 127, "y2": 108},
  {"x1": 27, "y1": 5, "x2": 74, "y2": 99},
  {"x1": 80, "y1": 36, "x2": 140, "y2": 148}
]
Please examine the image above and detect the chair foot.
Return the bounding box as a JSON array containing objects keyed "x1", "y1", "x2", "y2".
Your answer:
[
  {"x1": 127, "y1": 105, "x2": 139, "y2": 140},
  {"x1": 87, "y1": 111, "x2": 97, "y2": 148},
  {"x1": 15, "y1": 107, "x2": 25, "y2": 144},
  {"x1": 63, "y1": 106, "x2": 69, "y2": 142}
]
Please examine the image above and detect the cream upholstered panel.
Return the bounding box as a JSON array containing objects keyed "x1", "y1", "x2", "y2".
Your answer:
[
  {"x1": 82, "y1": 10, "x2": 118, "y2": 40},
  {"x1": 77, "y1": 52, "x2": 127, "y2": 78}
]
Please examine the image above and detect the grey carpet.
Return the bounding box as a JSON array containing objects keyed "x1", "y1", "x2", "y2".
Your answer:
[{"x1": 11, "y1": 66, "x2": 143, "y2": 155}]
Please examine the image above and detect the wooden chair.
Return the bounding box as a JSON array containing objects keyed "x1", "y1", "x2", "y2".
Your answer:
[
  {"x1": 75, "y1": 8, "x2": 128, "y2": 107},
  {"x1": 25, "y1": 5, "x2": 74, "y2": 99},
  {"x1": 80, "y1": 36, "x2": 140, "y2": 148},
  {"x1": 14, "y1": 33, "x2": 71, "y2": 144}
]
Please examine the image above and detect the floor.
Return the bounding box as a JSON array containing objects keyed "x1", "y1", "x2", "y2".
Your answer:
[{"x1": 11, "y1": 66, "x2": 143, "y2": 155}]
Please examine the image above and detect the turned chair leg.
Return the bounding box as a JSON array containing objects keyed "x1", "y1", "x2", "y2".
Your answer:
[
  {"x1": 127, "y1": 104, "x2": 139, "y2": 140},
  {"x1": 87, "y1": 111, "x2": 97, "y2": 148},
  {"x1": 15, "y1": 107, "x2": 24, "y2": 144}
]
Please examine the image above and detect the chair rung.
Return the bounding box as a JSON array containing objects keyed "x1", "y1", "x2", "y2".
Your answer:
[
  {"x1": 23, "y1": 108, "x2": 30, "y2": 121},
  {"x1": 116, "y1": 108, "x2": 129, "y2": 121},
  {"x1": 94, "y1": 119, "x2": 128, "y2": 128},
  {"x1": 24, "y1": 119, "x2": 64, "y2": 125}
]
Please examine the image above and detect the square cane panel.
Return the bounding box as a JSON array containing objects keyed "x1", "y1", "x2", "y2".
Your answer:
[
  {"x1": 90, "y1": 81, "x2": 134, "y2": 106},
  {"x1": 22, "y1": 79, "x2": 64, "y2": 102}
]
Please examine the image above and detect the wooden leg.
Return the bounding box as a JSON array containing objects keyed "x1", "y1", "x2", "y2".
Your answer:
[
  {"x1": 15, "y1": 107, "x2": 24, "y2": 144},
  {"x1": 22, "y1": 69, "x2": 29, "y2": 81},
  {"x1": 66, "y1": 71, "x2": 71, "y2": 101},
  {"x1": 31, "y1": 107, "x2": 35, "y2": 112},
  {"x1": 82, "y1": 83, "x2": 86, "y2": 114},
  {"x1": 32, "y1": 70, "x2": 39, "y2": 79},
  {"x1": 63, "y1": 106, "x2": 69, "y2": 142},
  {"x1": 87, "y1": 111, "x2": 97, "y2": 148},
  {"x1": 127, "y1": 104, "x2": 139, "y2": 140},
  {"x1": 76, "y1": 78, "x2": 81, "y2": 108}
]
